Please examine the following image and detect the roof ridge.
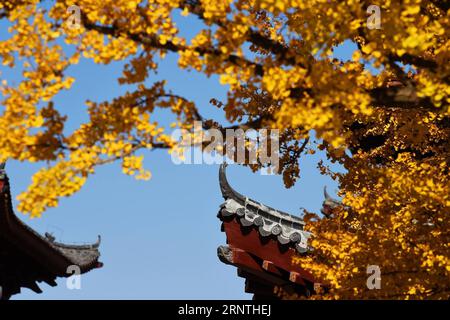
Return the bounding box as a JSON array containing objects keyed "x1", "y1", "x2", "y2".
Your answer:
[
  {"x1": 218, "y1": 164, "x2": 310, "y2": 253},
  {"x1": 219, "y1": 163, "x2": 305, "y2": 225}
]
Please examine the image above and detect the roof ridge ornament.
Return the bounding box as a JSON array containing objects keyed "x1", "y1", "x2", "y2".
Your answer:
[
  {"x1": 321, "y1": 186, "x2": 350, "y2": 218},
  {"x1": 45, "y1": 234, "x2": 102, "y2": 249},
  {"x1": 45, "y1": 232, "x2": 56, "y2": 242},
  {"x1": 219, "y1": 163, "x2": 304, "y2": 223},
  {"x1": 324, "y1": 186, "x2": 337, "y2": 202}
]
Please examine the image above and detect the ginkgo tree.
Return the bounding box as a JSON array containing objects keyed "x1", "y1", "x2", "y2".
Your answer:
[{"x1": 0, "y1": 0, "x2": 448, "y2": 299}]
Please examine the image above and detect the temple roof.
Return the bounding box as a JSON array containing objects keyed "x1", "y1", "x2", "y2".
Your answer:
[
  {"x1": 0, "y1": 170, "x2": 101, "y2": 299},
  {"x1": 218, "y1": 164, "x2": 310, "y2": 253},
  {"x1": 216, "y1": 164, "x2": 322, "y2": 299}
]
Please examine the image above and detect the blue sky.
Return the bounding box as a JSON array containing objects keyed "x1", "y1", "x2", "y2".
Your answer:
[{"x1": 1, "y1": 7, "x2": 349, "y2": 300}]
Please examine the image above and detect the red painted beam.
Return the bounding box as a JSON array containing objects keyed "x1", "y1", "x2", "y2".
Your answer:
[{"x1": 222, "y1": 218, "x2": 316, "y2": 283}]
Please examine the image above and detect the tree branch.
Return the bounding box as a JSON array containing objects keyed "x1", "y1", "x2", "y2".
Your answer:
[{"x1": 81, "y1": 10, "x2": 439, "y2": 111}]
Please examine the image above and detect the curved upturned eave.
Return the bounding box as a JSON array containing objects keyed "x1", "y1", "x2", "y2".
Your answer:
[
  {"x1": 219, "y1": 163, "x2": 305, "y2": 227},
  {"x1": 219, "y1": 163, "x2": 248, "y2": 202},
  {"x1": 0, "y1": 175, "x2": 101, "y2": 275}
]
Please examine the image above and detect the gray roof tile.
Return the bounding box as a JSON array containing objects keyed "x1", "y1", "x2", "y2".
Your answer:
[{"x1": 218, "y1": 164, "x2": 311, "y2": 253}]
